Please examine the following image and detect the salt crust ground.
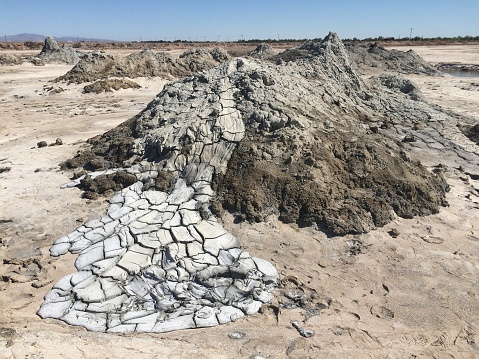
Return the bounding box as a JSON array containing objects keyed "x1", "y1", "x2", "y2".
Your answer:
[{"x1": 0, "y1": 46, "x2": 479, "y2": 358}]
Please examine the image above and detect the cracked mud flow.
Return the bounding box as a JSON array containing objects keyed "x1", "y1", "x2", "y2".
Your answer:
[
  {"x1": 34, "y1": 32, "x2": 479, "y2": 338},
  {"x1": 38, "y1": 61, "x2": 279, "y2": 332}
]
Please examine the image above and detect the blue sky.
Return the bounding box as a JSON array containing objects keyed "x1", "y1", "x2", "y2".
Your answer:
[{"x1": 1, "y1": 0, "x2": 478, "y2": 41}]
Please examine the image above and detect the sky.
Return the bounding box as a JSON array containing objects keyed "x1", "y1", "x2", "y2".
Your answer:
[{"x1": 0, "y1": 0, "x2": 478, "y2": 41}]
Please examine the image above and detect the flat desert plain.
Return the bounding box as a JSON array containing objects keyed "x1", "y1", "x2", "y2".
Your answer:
[{"x1": 0, "y1": 45, "x2": 479, "y2": 358}]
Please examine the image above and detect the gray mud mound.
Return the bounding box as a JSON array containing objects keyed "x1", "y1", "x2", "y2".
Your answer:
[
  {"x1": 34, "y1": 36, "x2": 80, "y2": 65},
  {"x1": 345, "y1": 42, "x2": 439, "y2": 75},
  {"x1": 57, "y1": 47, "x2": 230, "y2": 84},
  {"x1": 0, "y1": 54, "x2": 24, "y2": 66},
  {"x1": 39, "y1": 32, "x2": 479, "y2": 333},
  {"x1": 248, "y1": 43, "x2": 275, "y2": 59},
  {"x1": 83, "y1": 78, "x2": 141, "y2": 94}
]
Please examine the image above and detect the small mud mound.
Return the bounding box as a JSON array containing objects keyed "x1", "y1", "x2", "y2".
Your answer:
[
  {"x1": 83, "y1": 78, "x2": 141, "y2": 94},
  {"x1": 177, "y1": 47, "x2": 229, "y2": 74},
  {"x1": 272, "y1": 34, "x2": 359, "y2": 63},
  {"x1": 375, "y1": 74, "x2": 425, "y2": 101},
  {"x1": 57, "y1": 47, "x2": 230, "y2": 84},
  {"x1": 56, "y1": 51, "x2": 119, "y2": 83},
  {"x1": 436, "y1": 63, "x2": 479, "y2": 73},
  {"x1": 34, "y1": 36, "x2": 80, "y2": 64},
  {"x1": 0, "y1": 54, "x2": 23, "y2": 66},
  {"x1": 345, "y1": 42, "x2": 439, "y2": 75},
  {"x1": 117, "y1": 49, "x2": 178, "y2": 78},
  {"x1": 248, "y1": 44, "x2": 275, "y2": 59}
]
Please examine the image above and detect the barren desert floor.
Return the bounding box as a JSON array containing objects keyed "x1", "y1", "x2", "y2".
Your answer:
[{"x1": 1, "y1": 45, "x2": 479, "y2": 358}]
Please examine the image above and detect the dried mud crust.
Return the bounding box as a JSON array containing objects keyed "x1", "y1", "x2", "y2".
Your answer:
[{"x1": 212, "y1": 129, "x2": 449, "y2": 235}]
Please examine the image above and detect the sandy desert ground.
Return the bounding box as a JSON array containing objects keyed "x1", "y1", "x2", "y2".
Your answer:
[{"x1": 0, "y1": 45, "x2": 478, "y2": 358}]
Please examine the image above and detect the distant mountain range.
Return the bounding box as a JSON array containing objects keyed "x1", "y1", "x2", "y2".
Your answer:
[{"x1": 4, "y1": 33, "x2": 111, "y2": 42}]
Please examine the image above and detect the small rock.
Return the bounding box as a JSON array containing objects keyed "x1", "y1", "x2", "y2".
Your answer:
[
  {"x1": 37, "y1": 141, "x2": 48, "y2": 148},
  {"x1": 402, "y1": 133, "x2": 416, "y2": 143},
  {"x1": 31, "y1": 58, "x2": 45, "y2": 66},
  {"x1": 32, "y1": 279, "x2": 53, "y2": 288},
  {"x1": 82, "y1": 191, "x2": 100, "y2": 200},
  {"x1": 55, "y1": 138, "x2": 63, "y2": 145},
  {"x1": 291, "y1": 320, "x2": 315, "y2": 338},
  {"x1": 388, "y1": 228, "x2": 400, "y2": 238},
  {"x1": 0, "y1": 327, "x2": 16, "y2": 347},
  {"x1": 228, "y1": 331, "x2": 246, "y2": 340}
]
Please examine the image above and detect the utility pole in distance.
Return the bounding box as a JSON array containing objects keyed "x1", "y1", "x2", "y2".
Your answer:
[{"x1": 410, "y1": 28, "x2": 413, "y2": 39}]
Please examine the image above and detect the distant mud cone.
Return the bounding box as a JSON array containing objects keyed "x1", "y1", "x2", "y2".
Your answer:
[{"x1": 36, "y1": 36, "x2": 80, "y2": 64}]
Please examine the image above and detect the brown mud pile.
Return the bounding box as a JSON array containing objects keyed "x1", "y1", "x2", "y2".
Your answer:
[
  {"x1": 82, "y1": 78, "x2": 141, "y2": 93},
  {"x1": 212, "y1": 130, "x2": 448, "y2": 235}
]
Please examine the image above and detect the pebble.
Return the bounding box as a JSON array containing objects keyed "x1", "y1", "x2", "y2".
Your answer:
[{"x1": 229, "y1": 331, "x2": 246, "y2": 340}]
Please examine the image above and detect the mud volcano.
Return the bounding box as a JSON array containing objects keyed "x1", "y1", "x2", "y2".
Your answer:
[
  {"x1": 34, "y1": 36, "x2": 80, "y2": 65},
  {"x1": 39, "y1": 32, "x2": 470, "y2": 333}
]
